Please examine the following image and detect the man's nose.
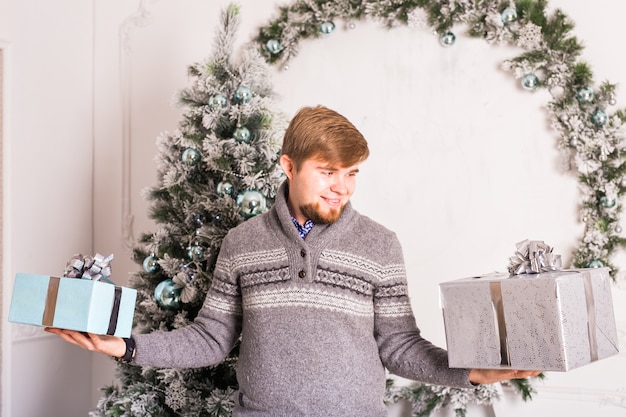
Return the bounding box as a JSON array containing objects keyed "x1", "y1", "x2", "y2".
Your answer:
[{"x1": 330, "y1": 175, "x2": 348, "y2": 194}]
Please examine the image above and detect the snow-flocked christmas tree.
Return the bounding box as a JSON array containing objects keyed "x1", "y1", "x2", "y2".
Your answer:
[{"x1": 91, "y1": 5, "x2": 286, "y2": 416}]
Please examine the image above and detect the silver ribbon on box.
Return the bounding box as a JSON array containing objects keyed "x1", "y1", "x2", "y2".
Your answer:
[{"x1": 507, "y1": 239, "x2": 562, "y2": 276}]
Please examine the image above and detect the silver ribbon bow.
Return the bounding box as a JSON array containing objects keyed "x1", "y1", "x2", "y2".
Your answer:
[
  {"x1": 507, "y1": 239, "x2": 562, "y2": 275},
  {"x1": 63, "y1": 253, "x2": 114, "y2": 282}
]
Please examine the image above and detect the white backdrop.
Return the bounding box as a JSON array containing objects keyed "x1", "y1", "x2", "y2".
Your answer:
[{"x1": 2, "y1": 1, "x2": 625, "y2": 416}]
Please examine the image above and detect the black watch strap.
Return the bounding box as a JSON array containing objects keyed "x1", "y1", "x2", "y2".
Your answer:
[{"x1": 119, "y1": 336, "x2": 136, "y2": 363}]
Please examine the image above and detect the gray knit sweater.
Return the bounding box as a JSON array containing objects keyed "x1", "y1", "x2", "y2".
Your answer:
[{"x1": 133, "y1": 181, "x2": 472, "y2": 416}]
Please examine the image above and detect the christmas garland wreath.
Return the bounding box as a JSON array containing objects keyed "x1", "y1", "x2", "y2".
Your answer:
[
  {"x1": 253, "y1": 0, "x2": 626, "y2": 415},
  {"x1": 256, "y1": 0, "x2": 626, "y2": 277}
]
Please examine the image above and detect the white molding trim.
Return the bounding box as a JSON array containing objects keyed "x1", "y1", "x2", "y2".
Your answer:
[
  {"x1": 118, "y1": 0, "x2": 161, "y2": 249},
  {"x1": 1, "y1": 38, "x2": 13, "y2": 417}
]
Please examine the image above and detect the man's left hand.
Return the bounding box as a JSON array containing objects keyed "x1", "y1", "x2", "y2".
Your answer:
[{"x1": 469, "y1": 368, "x2": 542, "y2": 385}]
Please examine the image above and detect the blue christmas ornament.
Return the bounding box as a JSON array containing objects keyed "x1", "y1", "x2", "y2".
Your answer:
[
  {"x1": 154, "y1": 279, "x2": 181, "y2": 309},
  {"x1": 320, "y1": 21, "x2": 336, "y2": 34},
  {"x1": 187, "y1": 244, "x2": 206, "y2": 261},
  {"x1": 266, "y1": 39, "x2": 281, "y2": 54},
  {"x1": 600, "y1": 196, "x2": 617, "y2": 209},
  {"x1": 237, "y1": 190, "x2": 267, "y2": 218},
  {"x1": 576, "y1": 87, "x2": 595, "y2": 104},
  {"x1": 217, "y1": 181, "x2": 234, "y2": 197},
  {"x1": 501, "y1": 7, "x2": 518, "y2": 24},
  {"x1": 233, "y1": 126, "x2": 251, "y2": 143},
  {"x1": 208, "y1": 94, "x2": 227, "y2": 109},
  {"x1": 521, "y1": 73, "x2": 539, "y2": 91},
  {"x1": 439, "y1": 31, "x2": 456, "y2": 47},
  {"x1": 586, "y1": 260, "x2": 604, "y2": 268},
  {"x1": 592, "y1": 109, "x2": 608, "y2": 127},
  {"x1": 234, "y1": 86, "x2": 253, "y2": 103},
  {"x1": 182, "y1": 148, "x2": 201, "y2": 165},
  {"x1": 142, "y1": 255, "x2": 159, "y2": 273}
]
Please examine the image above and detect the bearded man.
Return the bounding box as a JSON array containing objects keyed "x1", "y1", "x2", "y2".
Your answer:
[{"x1": 48, "y1": 105, "x2": 539, "y2": 416}]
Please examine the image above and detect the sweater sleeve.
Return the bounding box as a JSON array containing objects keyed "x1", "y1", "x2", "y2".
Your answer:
[
  {"x1": 131, "y1": 240, "x2": 242, "y2": 369},
  {"x1": 373, "y1": 235, "x2": 474, "y2": 389}
]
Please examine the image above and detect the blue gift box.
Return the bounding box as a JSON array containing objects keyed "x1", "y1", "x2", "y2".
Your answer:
[{"x1": 8, "y1": 273, "x2": 137, "y2": 338}]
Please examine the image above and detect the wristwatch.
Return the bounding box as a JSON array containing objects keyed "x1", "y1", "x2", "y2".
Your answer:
[{"x1": 117, "y1": 336, "x2": 136, "y2": 363}]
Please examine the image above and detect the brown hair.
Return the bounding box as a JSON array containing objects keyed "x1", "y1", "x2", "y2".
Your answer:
[{"x1": 281, "y1": 105, "x2": 369, "y2": 169}]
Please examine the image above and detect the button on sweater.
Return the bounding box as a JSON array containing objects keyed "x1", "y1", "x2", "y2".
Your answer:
[{"x1": 133, "y1": 181, "x2": 472, "y2": 416}]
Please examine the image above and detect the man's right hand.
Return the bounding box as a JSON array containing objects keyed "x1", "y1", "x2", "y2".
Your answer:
[{"x1": 44, "y1": 327, "x2": 126, "y2": 358}]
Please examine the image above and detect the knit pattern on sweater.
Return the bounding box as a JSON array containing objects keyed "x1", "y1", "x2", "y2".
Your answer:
[{"x1": 210, "y1": 247, "x2": 411, "y2": 319}]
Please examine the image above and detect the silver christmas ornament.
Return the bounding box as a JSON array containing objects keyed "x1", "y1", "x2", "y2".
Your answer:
[
  {"x1": 154, "y1": 279, "x2": 181, "y2": 309},
  {"x1": 142, "y1": 255, "x2": 159, "y2": 273},
  {"x1": 187, "y1": 244, "x2": 206, "y2": 261},
  {"x1": 234, "y1": 85, "x2": 253, "y2": 103},
  {"x1": 182, "y1": 148, "x2": 201, "y2": 165},
  {"x1": 439, "y1": 31, "x2": 456, "y2": 47},
  {"x1": 320, "y1": 21, "x2": 336, "y2": 34},
  {"x1": 237, "y1": 190, "x2": 267, "y2": 218},
  {"x1": 208, "y1": 94, "x2": 228, "y2": 109},
  {"x1": 591, "y1": 109, "x2": 608, "y2": 127},
  {"x1": 600, "y1": 196, "x2": 617, "y2": 209},
  {"x1": 266, "y1": 39, "x2": 281, "y2": 54},
  {"x1": 217, "y1": 181, "x2": 234, "y2": 197},
  {"x1": 576, "y1": 87, "x2": 594, "y2": 104},
  {"x1": 233, "y1": 126, "x2": 251, "y2": 143},
  {"x1": 586, "y1": 260, "x2": 604, "y2": 268},
  {"x1": 521, "y1": 73, "x2": 539, "y2": 91},
  {"x1": 501, "y1": 7, "x2": 518, "y2": 24}
]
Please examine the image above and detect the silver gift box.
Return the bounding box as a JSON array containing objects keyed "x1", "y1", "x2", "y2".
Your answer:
[{"x1": 439, "y1": 267, "x2": 619, "y2": 371}]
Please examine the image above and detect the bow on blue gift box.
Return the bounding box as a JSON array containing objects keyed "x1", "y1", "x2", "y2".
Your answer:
[{"x1": 63, "y1": 253, "x2": 114, "y2": 283}]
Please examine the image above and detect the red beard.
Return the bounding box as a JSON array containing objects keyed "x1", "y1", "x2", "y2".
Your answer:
[{"x1": 299, "y1": 201, "x2": 345, "y2": 224}]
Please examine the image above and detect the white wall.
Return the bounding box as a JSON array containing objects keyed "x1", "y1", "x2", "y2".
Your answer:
[
  {"x1": 0, "y1": 1, "x2": 97, "y2": 417},
  {"x1": 1, "y1": 1, "x2": 625, "y2": 416}
]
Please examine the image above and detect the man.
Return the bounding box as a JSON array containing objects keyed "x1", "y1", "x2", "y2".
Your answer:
[{"x1": 47, "y1": 105, "x2": 539, "y2": 416}]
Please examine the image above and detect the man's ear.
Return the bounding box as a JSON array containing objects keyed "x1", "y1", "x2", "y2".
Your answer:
[{"x1": 279, "y1": 154, "x2": 295, "y2": 180}]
